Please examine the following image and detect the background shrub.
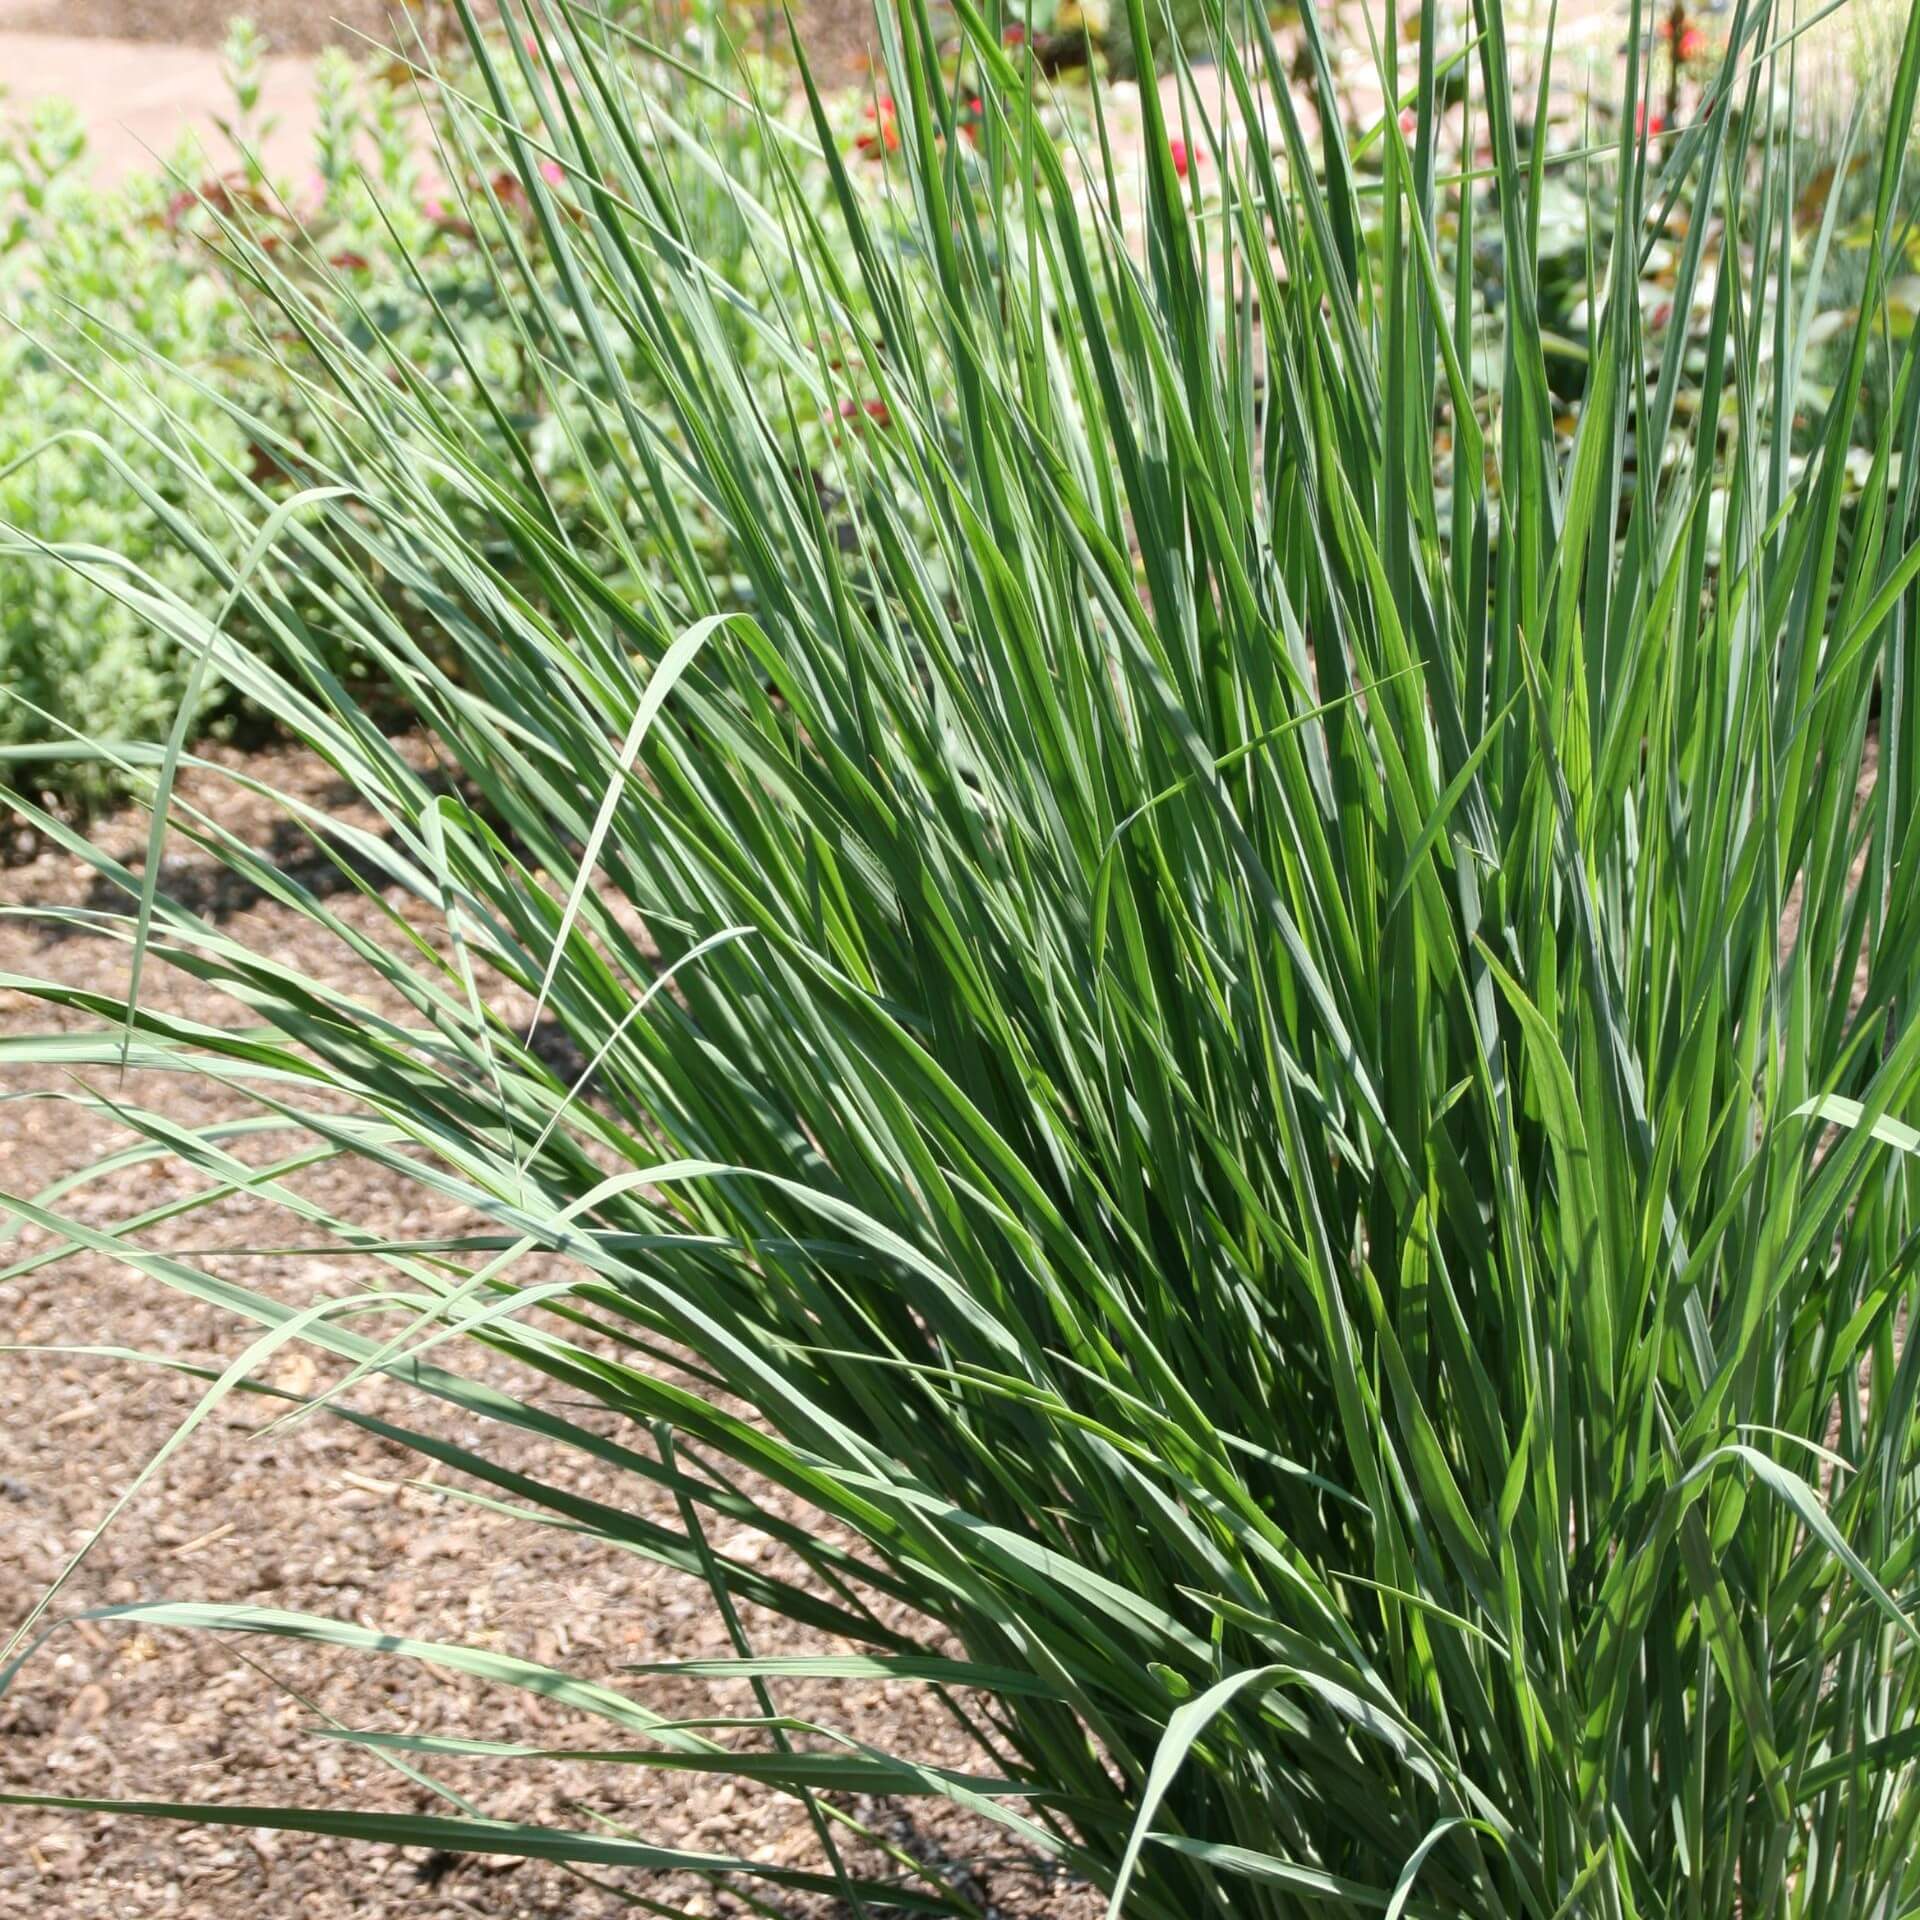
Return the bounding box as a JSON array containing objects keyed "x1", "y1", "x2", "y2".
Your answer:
[
  {"x1": 0, "y1": 14, "x2": 874, "y2": 814},
  {"x1": 0, "y1": 103, "x2": 254, "y2": 809}
]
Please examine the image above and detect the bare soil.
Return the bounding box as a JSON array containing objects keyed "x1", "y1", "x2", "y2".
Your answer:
[{"x1": 0, "y1": 742, "x2": 1093, "y2": 1920}]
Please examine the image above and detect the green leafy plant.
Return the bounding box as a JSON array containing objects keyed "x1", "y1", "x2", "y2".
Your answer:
[
  {"x1": 0, "y1": 23, "x2": 850, "y2": 812},
  {"x1": 5, "y1": 0, "x2": 1920, "y2": 1915},
  {"x1": 0, "y1": 101, "x2": 257, "y2": 812}
]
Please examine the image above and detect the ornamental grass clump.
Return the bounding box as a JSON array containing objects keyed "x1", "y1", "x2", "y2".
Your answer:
[{"x1": 5, "y1": 0, "x2": 1920, "y2": 1913}]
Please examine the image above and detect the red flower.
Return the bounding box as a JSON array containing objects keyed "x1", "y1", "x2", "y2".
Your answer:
[
  {"x1": 1635, "y1": 103, "x2": 1666, "y2": 136},
  {"x1": 960, "y1": 94, "x2": 985, "y2": 146},
  {"x1": 857, "y1": 95, "x2": 901, "y2": 157},
  {"x1": 1169, "y1": 137, "x2": 1204, "y2": 178},
  {"x1": 160, "y1": 173, "x2": 280, "y2": 232},
  {"x1": 1399, "y1": 108, "x2": 1417, "y2": 135},
  {"x1": 1676, "y1": 24, "x2": 1706, "y2": 60},
  {"x1": 838, "y1": 397, "x2": 892, "y2": 428},
  {"x1": 1002, "y1": 20, "x2": 1026, "y2": 43}
]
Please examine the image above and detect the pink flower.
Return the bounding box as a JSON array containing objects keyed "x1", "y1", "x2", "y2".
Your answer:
[
  {"x1": 539, "y1": 158, "x2": 565, "y2": 186},
  {"x1": 1169, "y1": 137, "x2": 1204, "y2": 178}
]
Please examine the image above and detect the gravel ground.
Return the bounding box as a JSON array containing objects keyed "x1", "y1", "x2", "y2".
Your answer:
[{"x1": 0, "y1": 741, "x2": 1096, "y2": 1920}]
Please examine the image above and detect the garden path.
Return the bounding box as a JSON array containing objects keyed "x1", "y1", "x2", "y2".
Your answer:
[{"x1": 0, "y1": 24, "x2": 321, "y2": 181}]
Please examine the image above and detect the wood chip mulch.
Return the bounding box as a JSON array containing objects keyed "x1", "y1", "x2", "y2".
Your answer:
[{"x1": 0, "y1": 740, "x2": 1096, "y2": 1920}]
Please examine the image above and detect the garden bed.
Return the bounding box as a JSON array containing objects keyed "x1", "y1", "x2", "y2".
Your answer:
[
  {"x1": 4, "y1": 0, "x2": 1918, "y2": 1909},
  {"x1": 0, "y1": 740, "x2": 1097, "y2": 1920}
]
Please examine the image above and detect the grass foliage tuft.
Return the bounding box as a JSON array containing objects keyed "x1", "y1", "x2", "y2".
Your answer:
[{"x1": 5, "y1": 0, "x2": 1920, "y2": 1912}]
